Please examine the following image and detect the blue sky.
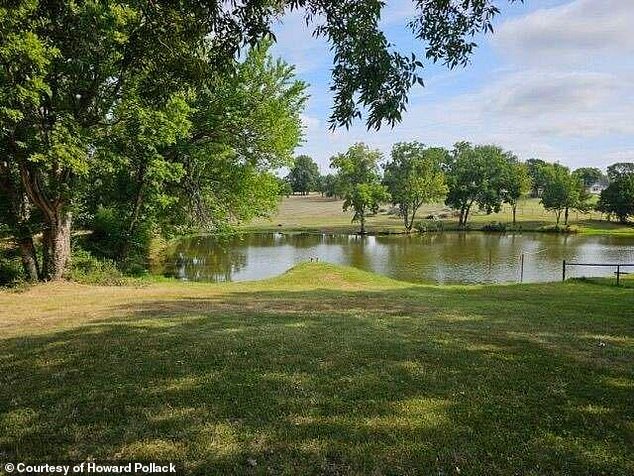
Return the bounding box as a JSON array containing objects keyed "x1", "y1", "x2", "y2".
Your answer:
[{"x1": 270, "y1": 0, "x2": 634, "y2": 172}]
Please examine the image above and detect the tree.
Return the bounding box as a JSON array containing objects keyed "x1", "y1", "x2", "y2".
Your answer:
[
  {"x1": 330, "y1": 144, "x2": 389, "y2": 234},
  {"x1": 607, "y1": 163, "x2": 634, "y2": 181},
  {"x1": 503, "y1": 160, "x2": 532, "y2": 226},
  {"x1": 1, "y1": 0, "x2": 252, "y2": 279},
  {"x1": 383, "y1": 142, "x2": 448, "y2": 232},
  {"x1": 276, "y1": 177, "x2": 294, "y2": 197},
  {"x1": 288, "y1": 155, "x2": 320, "y2": 195},
  {"x1": 83, "y1": 42, "x2": 307, "y2": 264},
  {"x1": 444, "y1": 143, "x2": 510, "y2": 227},
  {"x1": 574, "y1": 167, "x2": 604, "y2": 190},
  {"x1": 541, "y1": 164, "x2": 586, "y2": 226},
  {"x1": 1, "y1": 0, "x2": 517, "y2": 280},
  {"x1": 597, "y1": 173, "x2": 634, "y2": 223},
  {"x1": 318, "y1": 174, "x2": 340, "y2": 198},
  {"x1": 525, "y1": 158, "x2": 549, "y2": 198}
]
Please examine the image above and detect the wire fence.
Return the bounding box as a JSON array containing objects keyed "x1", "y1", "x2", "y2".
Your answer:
[{"x1": 562, "y1": 261, "x2": 634, "y2": 285}]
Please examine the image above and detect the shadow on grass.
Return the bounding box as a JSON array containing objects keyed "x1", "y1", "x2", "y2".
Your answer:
[{"x1": 1, "y1": 286, "x2": 633, "y2": 475}]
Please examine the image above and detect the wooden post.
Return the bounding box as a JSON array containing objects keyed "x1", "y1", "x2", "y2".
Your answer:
[
  {"x1": 562, "y1": 260, "x2": 566, "y2": 282},
  {"x1": 617, "y1": 265, "x2": 620, "y2": 286},
  {"x1": 520, "y1": 253, "x2": 524, "y2": 283}
]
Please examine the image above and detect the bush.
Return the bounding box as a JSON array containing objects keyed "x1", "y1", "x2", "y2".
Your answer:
[
  {"x1": 538, "y1": 224, "x2": 579, "y2": 234},
  {"x1": 87, "y1": 206, "x2": 152, "y2": 273},
  {"x1": 67, "y1": 247, "x2": 125, "y2": 286},
  {"x1": 414, "y1": 219, "x2": 444, "y2": 233},
  {"x1": 481, "y1": 221, "x2": 507, "y2": 232},
  {"x1": 0, "y1": 247, "x2": 24, "y2": 287}
]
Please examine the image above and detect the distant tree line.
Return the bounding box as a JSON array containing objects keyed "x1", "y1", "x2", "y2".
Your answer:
[{"x1": 285, "y1": 144, "x2": 634, "y2": 233}]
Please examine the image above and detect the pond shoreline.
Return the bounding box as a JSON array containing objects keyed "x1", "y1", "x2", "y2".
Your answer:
[{"x1": 239, "y1": 221, "x2": 634, "y2": 237}]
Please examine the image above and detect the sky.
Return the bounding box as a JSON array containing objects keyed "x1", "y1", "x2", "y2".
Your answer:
[{"x1": 270, "y1": 0, "x2": 634, "y2": 173}]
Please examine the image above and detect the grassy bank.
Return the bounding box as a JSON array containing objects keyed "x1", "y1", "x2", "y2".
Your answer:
[
  {"x1": 245, "y1": 194, "x2": 634, "y2": 236},
  {"x1": 1, "y1": 263, "x2": 633, "y2": 474}
]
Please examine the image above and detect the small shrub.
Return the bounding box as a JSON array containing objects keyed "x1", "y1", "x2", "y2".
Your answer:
[
  {"x1": 87, "y1": 206, "x2": 153, "y2": 273},
  {"x1": 414, "y1": 219, "x2": 444, "y2": 233},
  {"x1": 538, "y1": 224, "x2": 579, "y2": 234},
  {"x1": 481, "y1": 221, "x2": 507, "y2": 232},
  {"x1": 0, "y1": 248, "x2": 25, "y2": 287},
  {"x1": 67, "y1": 247, "x2": 125, "y2": 286}
]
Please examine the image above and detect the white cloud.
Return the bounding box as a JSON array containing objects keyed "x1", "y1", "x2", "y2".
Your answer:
[
  {"x1": 297, "y1": 68, "x2": 634, "y2": 171},
  {"x1": 494, "y1": 0, "x2": 634, "y2": 68}
]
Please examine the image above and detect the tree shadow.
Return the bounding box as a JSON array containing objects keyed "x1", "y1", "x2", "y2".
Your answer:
[{"x1": 1, "y1": 286, "x2": 633, "y2": 475}]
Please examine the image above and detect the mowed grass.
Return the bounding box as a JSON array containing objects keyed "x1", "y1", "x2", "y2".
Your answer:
[
  {"x1": 1, "y1": 263, "x2": 633, "y2": 475},
  {"x1": 245, "y1": 194, "x2": 634, "y2": 235}
]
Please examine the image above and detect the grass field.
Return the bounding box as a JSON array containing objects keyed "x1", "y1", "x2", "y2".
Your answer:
[
  {"x1": 245, "y1": 194, "x2": 634, "y2": 235},
  {"x1": 1, "y1": 263, "x2": 633, "y2": 475}
]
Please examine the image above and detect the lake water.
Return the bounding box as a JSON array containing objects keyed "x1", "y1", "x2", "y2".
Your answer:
[{"x1": 159, "y1": 232, "x2": 634, "y2": 284}]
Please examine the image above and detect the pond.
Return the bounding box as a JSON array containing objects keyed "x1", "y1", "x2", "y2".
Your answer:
[{"x1": 158, "y1": 232, "x2": 634, "y2": 284}]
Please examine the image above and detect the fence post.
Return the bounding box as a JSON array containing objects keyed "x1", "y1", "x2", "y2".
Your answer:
[
  {"x1": 520, "y1": 253, "x2": 524, "y2": 283},
  {"x1": 562, "y1": 260, "x2": 566, "y2": 282},
  {"x1": 617, "y1": 265, "x2": 620, "y2": 286}
]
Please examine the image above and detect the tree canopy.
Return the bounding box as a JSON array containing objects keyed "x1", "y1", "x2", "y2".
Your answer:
[
  {"x1": 597, "y1": 171, "x2": 634, "y2": 224},
  {"x1": 541, "y1": 164, "x2": 587, "y2": 227},
  {"x1": 330, "y1": 143, "x2": 389, "y2": 234},
  {"x1": 288, "y1": 155, "x2": 320, "y2": 195},
  {"x1": 444, "y1": 143, "x2": 514, "y2": 227},
  {"x1": 574, "y1": 167, "x2": 605, "y2": 190},
  {"x1": 383, "y1": 142, "x2": 448, "y2": 232}
]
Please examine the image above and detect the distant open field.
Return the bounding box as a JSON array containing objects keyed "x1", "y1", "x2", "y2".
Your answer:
[
  {"x1": 245, "y1": 193, "x2": 634, "y2": 235},
  {"x1": 1, "y1": 263, "x2": 633, "y2": 474}
]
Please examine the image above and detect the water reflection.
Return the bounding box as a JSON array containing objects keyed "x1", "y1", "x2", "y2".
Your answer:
[{"x1": 158, "y1": 232, "x2": 634, "y2": 284}]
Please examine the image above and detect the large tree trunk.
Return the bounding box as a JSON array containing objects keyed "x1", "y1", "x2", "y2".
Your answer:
[
  {"x1": 564, "y1": 207, "x2": 569, "y2": 226},
  {"x1": 42, "y1": 210, "x2": 72, "y2": 280},
  {"x1": 512, "y1": 204, "x2": 517, "y2": 226}
]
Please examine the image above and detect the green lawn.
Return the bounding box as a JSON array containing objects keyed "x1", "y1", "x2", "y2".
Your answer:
[
  {"x1": 1, "y1": 263, "x2": 633, "y2": 474},
  {"x1": 245, "y1": 194, "x2": 634, "y2": 236}
]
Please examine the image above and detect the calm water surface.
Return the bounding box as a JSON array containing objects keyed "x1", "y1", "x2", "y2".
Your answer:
[{"x1": 159, "y1": 232, "x2": 634, "y2": 284}]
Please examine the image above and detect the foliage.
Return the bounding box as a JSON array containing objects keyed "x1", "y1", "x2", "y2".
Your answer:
[
  {"x1": 481, "y1": 221, "x2": 507, "y2": 232},
  {"x1": 383, "y1": 142, "x2": 448, "y2": 232},
  {"x1": 541, "y1": 164, "x2": 587, "y2": 226},
  {"x1": 444, "y1": 142, "x2": 513, "y2": 227},
  {"x1": 0, "y1": 247, "x2": 24, "y2": 286},
  {"x1": 276, "y1": 176, "x2": 294, "y2": 197},
  {"x1": 607, "y1": 163, "x2": 634, "y2": 181},
  {"x1": 538, "y1": 224, "x2": 580, "y2": 234},
  {"x1": 526, "y1": 158, "x2": 549, "y2": 198},
  {"x1": 414, "y1": 219, "x2": 444, "y2": 233},
  {"x1": 330, "y1": 143, "x2": 390, "y2": 233},
  {"x1": 318, "y1": 174, "x2": 340, "y2": 198},
  {"x1": 574, "y1": 167, "x2": 605, "y2": 189},
  {"x1": 66, "y1": 247, "x2": 125, "y2": 286},
  {"x1": 597, "y1": 173, "x2": 634, "y2": 224},
  {"x1": 81, "y1": 42, "x2": 307, "y2": 266},
  {"x1": 287, "y1": 155, "x2": 320, "y2": 195},
  {"x1": 502, "y1": 159, "x2": 532, "y2": 225}
]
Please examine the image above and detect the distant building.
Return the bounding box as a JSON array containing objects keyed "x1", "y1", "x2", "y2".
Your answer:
[{"x1": 590, "y1": 183, "x2": 607, "y2": 194}]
